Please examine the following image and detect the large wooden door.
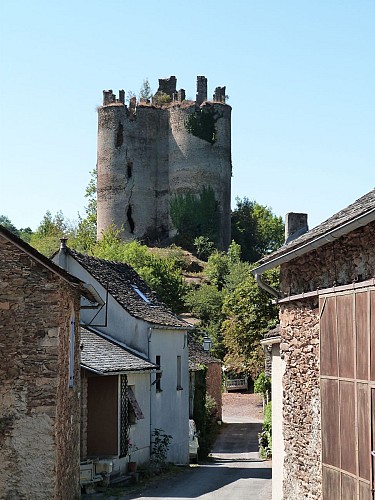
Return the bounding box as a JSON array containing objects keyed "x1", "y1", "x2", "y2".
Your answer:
[
  {"x1": 320, "y1": 289, "x2": 375, "y2": 499},
  {"x1": 372, "y1": 388, "x2": 375, "y2": 500}
]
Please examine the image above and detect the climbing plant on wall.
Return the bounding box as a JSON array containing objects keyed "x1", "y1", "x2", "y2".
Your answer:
[
  {"x1": 184, "y1": 106, "x2": 223, "y2": 144},
  {"x1": 170, "y1": 186, "x2": 220, "y2": 249}
]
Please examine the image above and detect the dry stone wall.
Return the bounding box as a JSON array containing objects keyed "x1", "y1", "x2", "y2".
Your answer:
[
  {"x1": 280, "y1": 221, "x2": 375, "y2": 297},
  {"x1": 280, "y1": 301, "x2": 321, "y2": 499},
  {"x1": 278, "y1": 221, "x2": 375, "y2": 499},
  {"x1": 0, "y1": 236, "x2": 81, "y2": 500}
]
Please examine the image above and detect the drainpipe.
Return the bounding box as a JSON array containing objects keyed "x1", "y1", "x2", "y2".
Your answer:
[{"x1": 255, "y1": 273, "x2": 280, "y2": 300}]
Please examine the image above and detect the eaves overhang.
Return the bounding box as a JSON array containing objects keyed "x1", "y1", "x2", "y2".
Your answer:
[{"x1": 251, "y1": 208, "x2": 375, "y2": 275}]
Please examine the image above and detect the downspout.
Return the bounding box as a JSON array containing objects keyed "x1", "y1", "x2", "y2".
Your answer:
[{"x1": 255, "y1": 273, "x2": 280, "y2": 300}]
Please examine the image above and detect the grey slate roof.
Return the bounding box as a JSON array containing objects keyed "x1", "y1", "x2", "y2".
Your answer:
[
  {"x1": 188, "y1": 333, "x2": 221, "y2": 371},
  {"x1": 69, "y1": 250, "x2": 190, "y2": 329},
  {"x1": 256, "y1": 188, "x2": 375, "y2": 267},
  {"x1": 80, "y1": 328, "x2": 156, "y2": 374}
]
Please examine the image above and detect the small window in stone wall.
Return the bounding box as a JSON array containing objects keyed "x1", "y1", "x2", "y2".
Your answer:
[
  {"x1": 115, "y1": 122, "x2": 123, "y2": 147},
  {"x1": 127, "y1": 161, "x2": 133, "y2": 178}
]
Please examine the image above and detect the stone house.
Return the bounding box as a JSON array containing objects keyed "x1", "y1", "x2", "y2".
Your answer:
[
  {"x1": 0, "y1": 226, "x2": 96, "y2": 499},
  {"x1": 188, "y1": 332, "x2": 223, "y2": 422},
  {"x1": 53, "y1": 242, "x2": 191, "y2": 471},
  {"x1": 252, "y1": 189, "x2": 375, "y2": 499}
]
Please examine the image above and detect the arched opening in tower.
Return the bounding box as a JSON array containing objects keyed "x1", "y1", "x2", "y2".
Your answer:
[
  {"x1": 127, "y1": 205, "x2": 135, "y2": 234},
  {"x1": 115, "y1": 122, "x2": 123, "y2": 148}
]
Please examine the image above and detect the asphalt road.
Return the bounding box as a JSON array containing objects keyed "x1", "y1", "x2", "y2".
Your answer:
[{"x1": 125, "y1": 420, "x2": 272, "y2": 500}]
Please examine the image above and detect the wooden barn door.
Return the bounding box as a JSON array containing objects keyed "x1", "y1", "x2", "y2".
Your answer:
[
  {"x1": 372, "y1": 388, "x2": 375, "y2": 500},
  {"x1": 320, "y1": 289, "x2": 375, "y2": 500}
]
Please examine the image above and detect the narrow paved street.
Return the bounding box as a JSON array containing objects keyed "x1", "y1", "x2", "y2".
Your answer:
[{"x1": 124, "y1": 392, "x2": 272, "y2": 500}]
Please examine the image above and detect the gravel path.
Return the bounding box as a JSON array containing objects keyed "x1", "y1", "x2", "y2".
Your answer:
[{"x1": 222, "y1": 391, "x2": 264, "y2": 423}]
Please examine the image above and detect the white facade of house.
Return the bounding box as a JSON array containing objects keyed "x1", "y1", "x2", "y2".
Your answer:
[
  {"x1": 148, "y1": 327, "x2": 189, "y2": 463},
  {"x1": 53, "y1": 249, "x2": 190, "y2": 466}
]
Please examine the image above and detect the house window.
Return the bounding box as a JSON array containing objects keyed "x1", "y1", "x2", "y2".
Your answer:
[
  {"x1": 155, "y1": 355, "x2": 162, "y2": 392},
  {"x1": 177, "y1": 356, "x2": 182, "y2": 390},
  {"x1": 68, "y1": 315, "x2": 75, "y2": 388},
  {"x1": 120, "y1": 374, "x2": 129, "y2": 457}
]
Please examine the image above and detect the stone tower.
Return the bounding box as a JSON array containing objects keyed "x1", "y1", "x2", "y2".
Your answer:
[{"x1": 96, "y1": 76, "x2": 232, "y2": 250}]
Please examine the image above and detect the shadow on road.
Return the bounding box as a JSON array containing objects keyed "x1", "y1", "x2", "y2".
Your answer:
[{"x1": 133, "y1": 463, "x2": 271, "y2": 498}]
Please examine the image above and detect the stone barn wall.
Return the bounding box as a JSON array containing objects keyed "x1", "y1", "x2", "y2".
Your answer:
[
  {"x1": 278, "y1": 220, "x2": 375, "y2": 499},
  {"x1": 0, "y1": 236, "x2": 81, "y2": 500}
]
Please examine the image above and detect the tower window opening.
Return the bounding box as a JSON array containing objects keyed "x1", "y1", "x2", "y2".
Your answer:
[
  {"x1": 127, "y1": 205, "x2": 135, "y2": 233},
  {"x1": 115, "y1": 122, "x2": 124, "y2": 147},
  {"x1": 127, "y1": 161, "x2": 133, "y2": 178}
]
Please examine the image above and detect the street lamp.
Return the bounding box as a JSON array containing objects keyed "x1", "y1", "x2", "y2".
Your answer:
[{"x1": 202, "y1": 333, "x2": 212, "y2": 352}]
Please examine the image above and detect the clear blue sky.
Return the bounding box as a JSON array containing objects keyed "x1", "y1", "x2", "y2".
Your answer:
[{"x1": 1, "y1": 0, "x2": 374, "y2": 232}]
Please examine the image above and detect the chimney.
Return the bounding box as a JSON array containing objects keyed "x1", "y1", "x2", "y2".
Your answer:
[
  {"x1": 285, "y1": 213, "x2": 308, "y2": 244},
  {"x1": 58, "y1": 238, "x2": 68, "y2": 270}
]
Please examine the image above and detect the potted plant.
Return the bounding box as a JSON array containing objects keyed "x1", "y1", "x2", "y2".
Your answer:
[{"x1": 127, "y1": 440, "x2": 138, "y2": 472}]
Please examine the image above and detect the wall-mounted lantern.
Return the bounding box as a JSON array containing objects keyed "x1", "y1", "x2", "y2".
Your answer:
[{"x1": 202, "y1": 333, "x2": 212, "y2": 352}]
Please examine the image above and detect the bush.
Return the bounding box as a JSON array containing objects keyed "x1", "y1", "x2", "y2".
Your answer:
[
  {"x1": 254, "y1": 372, "x2": 271, "y2": 400},
  {"x1": 259, "y1": 401, "x2": 272, "y2": 458}
]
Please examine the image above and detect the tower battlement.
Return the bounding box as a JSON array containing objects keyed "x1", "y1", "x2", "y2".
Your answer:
[{"x1": 102, "y1": 76, "x2": 227, "y2": 107}]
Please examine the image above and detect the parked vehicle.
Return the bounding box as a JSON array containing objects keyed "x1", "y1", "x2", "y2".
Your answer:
[{"x1": 189, "y1": 419, "x2": 199, "y2": 463}]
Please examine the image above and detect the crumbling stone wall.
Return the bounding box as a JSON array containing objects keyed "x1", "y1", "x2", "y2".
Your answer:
[
  {"x1": 279, "y1": 221, "x2": 375, "y2": 499},
  {"x1": 0, "y1": 236, "x2": 81, "y2": 500},
  {"x1": 97, "y1": 75, "x2": 232, "y2": 250}
]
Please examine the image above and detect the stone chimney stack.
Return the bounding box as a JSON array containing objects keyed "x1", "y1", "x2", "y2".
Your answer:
[
  {"x1": 58, "y1": 238, "x2": 68, "y2": 270},
  {"x1": 285, "y1": 213, "x2": 308, "y2": 244}
]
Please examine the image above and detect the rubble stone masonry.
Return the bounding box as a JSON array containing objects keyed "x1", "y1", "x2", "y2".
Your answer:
[
  {"x1": 0, "y1": 236, "x2": 81, "y2": 499},
  {"x1": 278, "y1": 221, "x2": 375, "y2": 499}
]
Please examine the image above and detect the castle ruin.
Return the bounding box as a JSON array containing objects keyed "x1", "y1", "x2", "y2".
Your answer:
[{"x1": 96, "y1": 75, "x2": 232, "y2": 250}]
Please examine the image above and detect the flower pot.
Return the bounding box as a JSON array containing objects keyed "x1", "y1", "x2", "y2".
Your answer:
[{"x1": 128, "y1": 461, "x2": 137, "y2": 473}]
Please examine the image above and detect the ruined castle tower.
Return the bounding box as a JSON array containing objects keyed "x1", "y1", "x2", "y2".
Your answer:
[{"x1": 96, "y1": 76, "x2": 232, "y2": 250}]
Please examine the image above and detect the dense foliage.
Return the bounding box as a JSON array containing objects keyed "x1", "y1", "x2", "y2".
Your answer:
[
  {"x1": 259, "y1": 401, "x2": 272, "y2": 459},
  {"x1": 231, "y1": 197, "x2": 284, "y2": 262},
  {"x1": 170, "y1": 186, "x2": 220, "y2": 249}
]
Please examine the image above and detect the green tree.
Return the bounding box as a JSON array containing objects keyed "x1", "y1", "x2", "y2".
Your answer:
[
  {"x1": 0, "y1": 215, "x2": 19, "y2": 235},
  {"x1": 75, "y1": 169, "x2": 97, "y2": 251},
  {"x1": 221, "y1": 268, "x2": 279, "y2": 377},
  {"x1": 139, "y1": 78, "x2": 152, "y2": 101},
  {"x1": 231, "y1": 198, "x2": 284, "y2": 262},
  {"x1": 184, "y1": 284, "x2": 226, "y2": 358},
  {"x1": 29, "y1": 210, "x2": 74, "y2": 256}
]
